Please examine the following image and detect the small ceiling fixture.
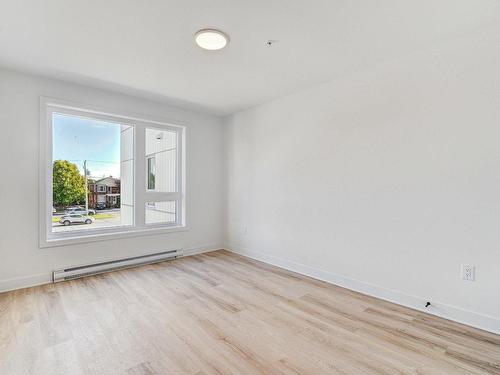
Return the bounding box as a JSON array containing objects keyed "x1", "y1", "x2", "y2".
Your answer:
[{"x1": 195, "y1": 29, "x2": 229, "y2": 51}]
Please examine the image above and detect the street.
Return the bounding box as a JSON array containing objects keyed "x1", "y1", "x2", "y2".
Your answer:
[
  {"x1": 52, "y1": 209, "x2": 121, "y2": 233},
  {"x1": 51, "y1": 207, "x2": 175, "y2": 232}
]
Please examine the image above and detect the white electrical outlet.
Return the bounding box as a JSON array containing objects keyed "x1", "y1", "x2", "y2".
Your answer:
[{"x1": 461, "y1": 264, "x2": 475, "y2": 281}]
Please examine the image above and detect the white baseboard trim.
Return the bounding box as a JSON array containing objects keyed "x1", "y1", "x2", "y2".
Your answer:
[
  {"x1": 183, "y1": 243, "x2": 224, "y2": 257},
  {"x1": 0, "y1": 273, "x2": 53, "y2": 293},
  {"x1": 0, "y1": 244, "x2": 222, "y2": 294},
  {"x1": 225, "y1": 244, "x2": 500, "y2": 335}
]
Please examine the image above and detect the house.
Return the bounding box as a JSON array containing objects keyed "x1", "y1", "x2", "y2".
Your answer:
[
  {"x1": 1, "y1": 2, "x2": 499, "y2": 374},
  {"x1": 88, "y1": 177, "x2": 120, "y2": 208}
]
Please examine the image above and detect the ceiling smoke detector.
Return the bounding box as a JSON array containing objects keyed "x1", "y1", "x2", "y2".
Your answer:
[{"x1": 195, "y1": 29, "x2": 229, "y2": 51}]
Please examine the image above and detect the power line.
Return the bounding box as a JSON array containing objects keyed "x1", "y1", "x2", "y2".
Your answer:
[{"x1": 63, "y1": 159, "x2": 120, "y2": 165}]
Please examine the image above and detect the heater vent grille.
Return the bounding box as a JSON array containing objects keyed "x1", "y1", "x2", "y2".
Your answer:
[{"x1": 53, "y1": 249, "x2": 182, "y2": 282}]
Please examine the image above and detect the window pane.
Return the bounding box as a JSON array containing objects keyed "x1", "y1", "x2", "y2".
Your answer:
[
  {"x1": 147, "y1": 156, "x2": 156, "y2": 190},
  {"x1": 51, "y1": 113, "x2": 134, "y2": 232},
  {"x1": 145, "y1": 128, "x2": 177, "y2": 192},
  {"x1": 145, "y1": 201, "x2": 176, "y2": 225}
]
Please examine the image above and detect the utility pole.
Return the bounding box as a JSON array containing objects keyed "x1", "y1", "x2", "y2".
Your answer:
[{"x1": 84, "y1": 160, "x2": 89, "y2": 213}]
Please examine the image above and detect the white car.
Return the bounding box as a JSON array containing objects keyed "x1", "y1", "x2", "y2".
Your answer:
[
  {"x1": 59, "y1": 214, "x2": 94, "y2": 226},
  {"x1": 65, "y1": 206, "x2": 96, "y2": 215}
]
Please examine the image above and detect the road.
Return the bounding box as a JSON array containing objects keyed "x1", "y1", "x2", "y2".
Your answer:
[
  {"x1": 51, "y1": 207, "x2": 174, "y2": 232},
  {"x1": 52, "y1": 210, "x2": 121, "y2": 233}
]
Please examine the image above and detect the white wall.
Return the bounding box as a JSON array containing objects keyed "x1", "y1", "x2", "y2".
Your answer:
[
  {"x1": 0, "y1": 68, "x2": 225, "y2": 291},
  {"x1": 224, "y1": 24, "x2": 500, "y2": 333}
]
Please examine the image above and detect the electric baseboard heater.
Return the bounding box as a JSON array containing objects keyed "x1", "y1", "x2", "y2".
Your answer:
[{"x1": 53, "y1": 249, "x2": 183, "y2": 282}]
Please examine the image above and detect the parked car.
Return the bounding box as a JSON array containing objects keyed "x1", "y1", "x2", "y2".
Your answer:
[
  {"x1": 95, "y1": 202, "x2": 106, "y2": 210},
  {"x1": 59, "y1": 214, "x2": 94, "y2": 226},
  {"x1": 65, "y1": 206, "x2": 96, "y2": 215}
]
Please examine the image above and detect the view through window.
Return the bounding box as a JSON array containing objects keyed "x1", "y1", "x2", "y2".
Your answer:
[
  {"x1": 144, "y1": 127, "x2": 178, "y2": 225},
  {"x1": 52, "y1": 113, "x2": 134, "y2": 233}
]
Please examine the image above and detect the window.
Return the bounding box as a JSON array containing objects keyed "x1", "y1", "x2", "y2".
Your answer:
[
  {"x1": 145, "y1": 201, "x2": 177, "y2": 225},
  {"x1": 147, "y1": 156, "x2": 156, "y2": 190},
  {"x1": 39, "y1": 98, "x2": 185, "y2": 247}
]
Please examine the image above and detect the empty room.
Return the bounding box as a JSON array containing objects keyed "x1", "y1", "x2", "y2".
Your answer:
[{"x1": 1, "y1": 1, "x2": 499, "y2": 374}]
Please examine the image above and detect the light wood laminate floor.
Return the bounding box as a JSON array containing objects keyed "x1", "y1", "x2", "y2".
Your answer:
[{"x1": 1, "y1": 250, "x2": 499, "y2": 375}]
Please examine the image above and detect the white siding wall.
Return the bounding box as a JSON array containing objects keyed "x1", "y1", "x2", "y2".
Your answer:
[{"x1": 145, "y1": 128, "x2": 177, "y2": 193}]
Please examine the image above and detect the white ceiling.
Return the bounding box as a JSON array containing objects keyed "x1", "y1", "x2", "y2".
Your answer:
[{"x1": 0, "y1": 1, "x2": 499, "y2": 115}]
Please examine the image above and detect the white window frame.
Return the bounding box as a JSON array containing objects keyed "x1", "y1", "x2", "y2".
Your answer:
[{"x1": 39, "y1": 97, "x2": 187, "y2": 248}]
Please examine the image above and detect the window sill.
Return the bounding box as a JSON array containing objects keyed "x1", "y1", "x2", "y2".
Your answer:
[{"x1": 40, "y1": 225, "x2": 189, "y2": 248}]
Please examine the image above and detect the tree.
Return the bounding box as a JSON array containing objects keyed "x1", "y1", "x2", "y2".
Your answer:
[{"x1": 53, "y1": 160, "x2": 86, "y2": 207}]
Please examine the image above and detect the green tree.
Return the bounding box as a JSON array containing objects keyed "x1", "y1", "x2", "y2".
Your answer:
[{"x1": 53, "y1": 160, "x2": 85, "y2": 207}]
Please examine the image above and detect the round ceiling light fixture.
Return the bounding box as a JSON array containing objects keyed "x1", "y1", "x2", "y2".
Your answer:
[{"x1": 195, "y1": 29, "x2": 229, "y2": 51}]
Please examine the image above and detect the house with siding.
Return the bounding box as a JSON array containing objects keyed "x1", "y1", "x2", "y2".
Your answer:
[{"x1": 88, "y1": 177, "x2": 120, "y2": 208}]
